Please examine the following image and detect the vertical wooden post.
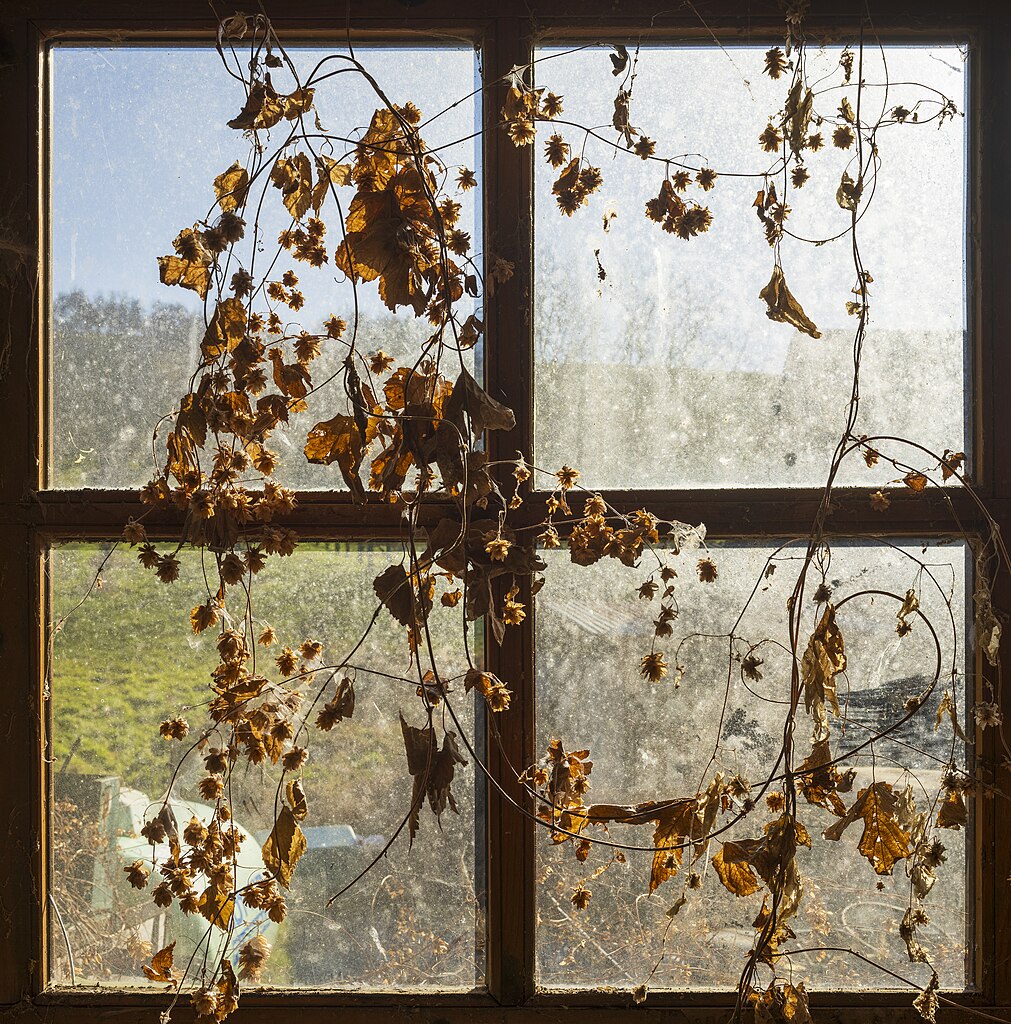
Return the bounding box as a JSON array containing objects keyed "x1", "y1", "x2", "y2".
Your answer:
[{"x1": 483, "y1": 11, "x2": 536, "y2": 1005}]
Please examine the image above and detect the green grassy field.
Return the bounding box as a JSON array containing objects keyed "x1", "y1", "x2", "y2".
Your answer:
[{"x1": 51, "y1": 542, "x2": 476, "y2": 790}]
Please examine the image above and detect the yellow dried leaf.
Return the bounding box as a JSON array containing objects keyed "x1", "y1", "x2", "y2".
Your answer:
[
  {"x1": 936, "y1": 791, "x2": 967, "y2": 830},
  {"x1": 271, "y1": 153, "x2": 314, "y2": 221},
  {"x1": 801, "y1": 604, "x2": 846, "y2": 741},
  {"x1": 197, "y1": 885, "x2": 235, "y2": 931},
  {"x1": 201, "y1": 297, "x2": 247, "y2": 361},
  {"x1": 648, "y1": 801, "x2": 697, "y2": 893},
  {"x1": 784, "y1": 80, "x2": 814, "y2": 152},
  {"x1": 782, "y1": 982, "x2": 813, "y2": 1024},
  {"x1": 227, "y1": 80, "x2": 284, "y2": 131},
  {"x1": 797, "y1": 737, "x2": 847, "y2": 816},
  {"x1": 262, "y1": 806, "x2": 307, "y2": 888},
  {"x1": 142, "y1": 941, "x2": 176, "y2": 983},
  {"x1": 914, "y1": 972, "x2": 939, "y2": 1023},
  {"x1": 713, "y1": 842, "x2": 762, "y2": 897},
  {"x1": 286, "y1": 778, "x2": 308, "y2": 821},
  {"x1": 158, "y1": 255, "x2": 211, "y2": 300},
  {"x1": 311, "y1": 155, "x2": 353, "y2": 212},
  {"x1": 553, "y1": 158, "x2": 581, "y2": 195},
  {"x1": 836, "y1": 170, "x2": 862, "y2": 211},
  {"x1": 823, "y1": 782, "x2": 910, "y2": 874},
  {"x1": 580, "y1": 798, "x2": 696, "y2": 894},
  {"x1": 215, "y1": 961, "x2": 239, "y2": 1020},
  {"x1": 333, "y1": 167, "x2": 437, "y2": 315},
  {"x1": 283, "y1": 86, "x2": 315, "y2": 120},
  {"x1": 941, "y1": 449, "x2": 965, "y2": 481},
  {"x1": 213, "y1": 162, "x2": 249, "y2": 213},
  {"x1": 934, "y1": 690, "x2": 967, "y2": 742},
  {"x1": 304, "y1": 414, "x2": 367, "y2": 501}
]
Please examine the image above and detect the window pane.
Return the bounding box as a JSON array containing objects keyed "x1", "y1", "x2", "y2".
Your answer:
[
  {"x1": 534, "y1": 45, "x2": 968, "y2": 489},
  {"x1": 49, "y1": 542, "x2": 483, "y2": 990},
  {"x1": 535, "y1": 539, "x2": 970, "y2": 990},
  {"x1": 50, "y1": 44, "x2": 481, "y2": 489}
]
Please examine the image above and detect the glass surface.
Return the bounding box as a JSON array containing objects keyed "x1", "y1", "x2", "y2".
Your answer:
[
  {"x1": 534, "y1": 45, "x2": 968, "y2": 488},
  {"x1": 50, "y1": 44, "x2": 481, "y2": 489},
  {"x1": 535, "y1": 539, "x2": 970, "y2": 990},
  {"x1": 49, "y1": 542, "x2": 482, "y2": 990}
]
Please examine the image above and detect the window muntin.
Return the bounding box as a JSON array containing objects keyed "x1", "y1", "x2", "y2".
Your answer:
[
  {"x1": 533, "y1": 44, "x2": 968, "y2": 489},
  {"x1": 50, "y1": 44, "x2": 482, "y2": 490}
]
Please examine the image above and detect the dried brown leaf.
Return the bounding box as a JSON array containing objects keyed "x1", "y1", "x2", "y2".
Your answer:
[
  {"x1": 823, "y1": 782, "x2": 910, "y2": 874},
  {"x1": 142, "y1": 941, "x2": 177, "y2": 983},
  {"x1": 304, "y1": 414, "x2": 367, "y2": 501},
  {"x1": 261, "y1": 805, "x2": 307, "y2": 888},
  {"x1": 759, "y1": 266, "x2": 822, "y2": 339},
  {"x1": 801, "y1": 604, "x2": 846, "y2": 741},
  {"x1": 444, "y1": 367, "x2": 517, "y2": 437},
  {"x1": 213, "y1": 162, "x2": 249, "y2": 213}
]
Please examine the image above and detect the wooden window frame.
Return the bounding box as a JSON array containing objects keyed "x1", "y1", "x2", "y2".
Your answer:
[{"x1": 1, "y1": 1, "x2": 1009, "y2": 1021}]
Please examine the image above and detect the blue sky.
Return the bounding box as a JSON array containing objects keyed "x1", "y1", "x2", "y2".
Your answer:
[
  {"x1": 51, "y1": 44, "x2": 483, "y2": 321},
  {"x1": 52, "y1": 41, "x2": 967, "y2": 353}
]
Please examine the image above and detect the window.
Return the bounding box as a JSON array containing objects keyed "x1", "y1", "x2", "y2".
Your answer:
[
  {"x1": 531, "y1": 41, "x2": 972, "y2": 993},
  {"x1": 47, "y1": 39, "x2": 486, "y2": 992},
  {"x1": 1, "y1": 3, "x2": 1008, "y2": 1022}
]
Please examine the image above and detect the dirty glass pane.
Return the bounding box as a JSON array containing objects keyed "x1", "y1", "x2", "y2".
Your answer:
[
  {"x1": 535, "y1": 539, "x2": 970, "y2": 990},
  {"x1": 48, "y1": 543, "x2": 482, "y2": 990},
  {"x1": 50, "y1": 44, "x2": 481, "y2": 489},
  {"x1": 534, "y1": 45, "x2": 968, "y2": 488}
]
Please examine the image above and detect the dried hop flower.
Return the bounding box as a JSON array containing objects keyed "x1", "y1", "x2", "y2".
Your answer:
[
  {"x1": 571, "y1": 884, "x2": 592, "y2": 910},
  {"x1": 123, "y1": 520, "x2": 147, "y2": 545},
  {"x1": 697, "y1": 558, "x2": 718, "y2": 583},
  {"x1": 159, "y1": 717, "x2": 189, "y2": 741},
  {"x1": 276, "y1": 646, "x2": 298, "y2": 676},
  {"x1": 238, "y1": 934, "x2": 272, "y2": 982},
  {"x1": 484, "y1": 535, "x2": 512, "y2": 562},
  {"x1": 556, "y1": 465, "x2": 580, "y2": 489},
  {"x1": 124, "y1": 859, "x2": 151, "y2": 889},
  {"x1": 282, "y1": 746, "x2": 308, "y2": 772},
  {"x1": 973, "y1": 702, "x2": 1003, "y2": 729},
  {"x1": 640, "y1": 651, "x2": 669, "y2": 683},
  {"x1": 742, "y1": 654, "x2": 764, "y2": 681},
  {"x1": 155, "y1": 554, "x2": 181, "y2": 583}
]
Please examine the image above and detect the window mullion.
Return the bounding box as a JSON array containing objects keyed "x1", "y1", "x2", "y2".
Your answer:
[
  {"x1": 482, "y1": 14, "x2": 536, "y2": 1006},
  {"x1": 976, "y1": 22, "x2": 1011, "y2": 1007}
]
